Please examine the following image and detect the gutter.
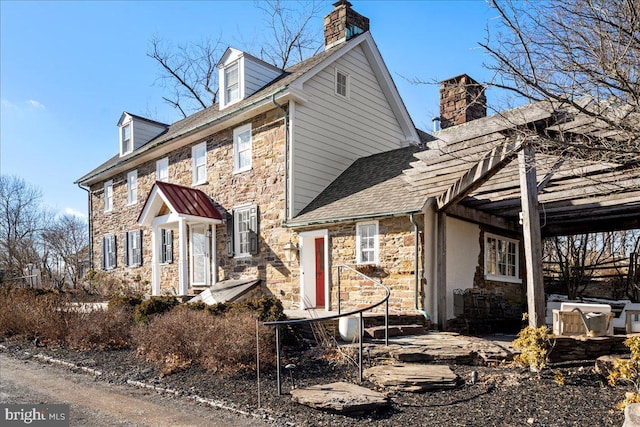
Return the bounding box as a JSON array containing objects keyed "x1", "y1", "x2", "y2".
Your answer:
[
  {"x1": 271, "y1": 94, "x2": 289, "y2": 222},
  {"x1": 76, "y1": 86, "x2": 291, "y2": 186},
  {"x1": 410, "y1": 213, "x2": 430, "y2": 321},
  {"x1": 76, "y1": 183, "x2": 93, "y2": 271},
  {"x1": 284, "y1": 209, "x2": 422, "y2": 229}
]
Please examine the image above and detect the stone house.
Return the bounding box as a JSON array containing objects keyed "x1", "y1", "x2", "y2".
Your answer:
[
  {"x1": 76, "y1": 1, "x2": 427, "y2": 316},
  {"x1": 77, "y1": 1, "x2": 639, "y2": 329}
]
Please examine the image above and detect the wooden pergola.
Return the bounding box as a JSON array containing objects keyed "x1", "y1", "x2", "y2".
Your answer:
[{"x1": 406, "y1": 101, "x2": 640, "y2": 327}]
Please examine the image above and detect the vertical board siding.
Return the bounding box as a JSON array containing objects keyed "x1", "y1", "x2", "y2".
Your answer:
[{"x1": 293, "y1": 45, "x2": 405, "y2": 214}]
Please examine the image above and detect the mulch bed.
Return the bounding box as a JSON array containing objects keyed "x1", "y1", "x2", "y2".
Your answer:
[{"x1": 0, "y1": 340, "x2": 630, "y2": 426}]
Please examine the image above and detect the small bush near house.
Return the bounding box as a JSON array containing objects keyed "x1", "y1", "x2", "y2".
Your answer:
[
  {"x1": 84, "y1": 269, "x2": 128, "y2": 297},
  {"x1": 65, "y1": 306, "x2": 134, "y2": 350},
  {"x1": 609, "y1": 336, "x2": 640, "y2": 410},
  {"x1": 513, "y1": 325, "x2": 554, "y2": 373},
  {"x1": 0, "y1": 286, "x2": 70, "y2": 345},
  {"x1": 134, "y1": 296, "x2": 179, "y2": 323},
  {"x1": 108, "y1": 294, "x2": 144, "y2": 312},
  {"x1": 232, "y1": 295, "x2": 287, "y2": 322},
  {"x1": 133, "y1": 309, "x2": 276, "y2": 376}
]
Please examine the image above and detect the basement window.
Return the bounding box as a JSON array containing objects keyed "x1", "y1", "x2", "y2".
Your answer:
[{"x1": 484, "y1": 233, "x2": 521, "y2": 283}]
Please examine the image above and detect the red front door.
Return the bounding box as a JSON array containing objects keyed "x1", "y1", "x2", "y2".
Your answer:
[{"x1": 315, "y1": 237, "x2": 325, "y2": 307}]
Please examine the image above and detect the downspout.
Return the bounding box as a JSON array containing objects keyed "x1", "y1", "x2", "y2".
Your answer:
[
  {"x1": 272, "y1": 94, "x2": 289, "y2": 222},
  {"x1": 410, "y1": 214, "x2": 430, "y2": 321},
  {"x1": 77, "y1": 183, "x2": 93, "y2": 271}
]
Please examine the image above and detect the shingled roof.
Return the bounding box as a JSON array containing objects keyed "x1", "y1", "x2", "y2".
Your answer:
[
  {"x1": 75, "y1": 38, "x2": 356, "y2": 186},
  {"x1": 288, "y1": 145, "x2": 428, "y2": 226}
]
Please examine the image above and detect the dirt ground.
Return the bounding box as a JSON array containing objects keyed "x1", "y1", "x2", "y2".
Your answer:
[{"x1": 0, "y1": 340, "x2": 631, "y2": 426}]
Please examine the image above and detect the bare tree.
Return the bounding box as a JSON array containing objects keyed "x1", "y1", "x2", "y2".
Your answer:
[
  {"x1": 256, "y1": 0, "x2": 325, "y2": 69},
  {"x1": 148, "y1": 1, "x2": 326, "y2": 117},
  {"x1": 148, "y1": 36, "x2": 223, "y2": 118},
  {"x1": 0, "y1": 175, "x2": 49, "y2": 283},
  {"x1": 41, "y1": 214, "x2": 88, "y2": 289},
  {"x1": 482, "y1": 0, "x2": 640, "y2": 162}
]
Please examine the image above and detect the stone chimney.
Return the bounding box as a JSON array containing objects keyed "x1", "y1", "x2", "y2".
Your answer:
[
  {"x1": 439, "y1": 74, "x2": 487, "y2": 129},
  {"x1": 324, "y1": 0, "x2": 370, "y2": 50}
]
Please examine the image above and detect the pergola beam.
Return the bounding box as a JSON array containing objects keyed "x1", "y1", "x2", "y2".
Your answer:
[{"x1": 437, "y1": 140, "x2": 523, "y2": 210}]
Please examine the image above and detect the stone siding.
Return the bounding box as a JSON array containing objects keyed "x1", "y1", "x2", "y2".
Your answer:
[{"x1": 90, "y1": 108, "x2": 300, "y2": 301}]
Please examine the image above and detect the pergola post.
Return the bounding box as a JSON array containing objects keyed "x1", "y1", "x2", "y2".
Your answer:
[
  {"x1": 437, "y1": 211, "x2": 447, "y2": 330},
  {"x1": 518, "y1": 144, "x2": 545, "y2": 328}
]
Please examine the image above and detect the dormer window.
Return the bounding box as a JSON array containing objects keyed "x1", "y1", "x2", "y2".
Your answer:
[
  {"x1": 225, "y1": 62, "x2": 240, "y2": 104},
  {"x1": 121, "y1": 123, "x2": 132, "y2": 155}
]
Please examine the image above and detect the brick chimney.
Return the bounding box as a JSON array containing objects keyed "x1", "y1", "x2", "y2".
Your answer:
[
  {"x1": 324, "y1": 0, "x2": 370, "y2": 50},
  {"x1": 439, "y1": 74, "x2": 487, "y2": 129}
]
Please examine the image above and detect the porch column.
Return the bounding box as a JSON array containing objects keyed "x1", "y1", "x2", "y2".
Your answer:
[
  {"x1": 210, "y1": 224, "x2": 217, "y2": 286},
  {"x1": 518, "y1": 144, "x2": 545, "y2": 328},
  {"x1": 437, "y1": 211, "x2": 447, "y2": 330},
  {"x1": 151, "y1": 225, "x2": 160, "y2": 295},
  {"x1": 178, "y1": 218, "x2": 189, "y2": 295}
]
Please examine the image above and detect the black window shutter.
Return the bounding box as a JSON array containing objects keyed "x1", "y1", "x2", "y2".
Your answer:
[
  {"x1": 249, "y1": 205, "x2": 259, "y2": 255},
  {"x1": 102, "y1": 236, "x2": 107, "y2": 270},
  {"x1": 226, "y1": 211, "x2": 234, "y2": 257},
  {"x1": 123, "y1": 232, "x2": 129, "y2": 267},
  {"x1": 110, "y1": 234, "x2": 117, "y2": 269},
  {"x1": 136, "y1": 230, "x2": 142, "y2": 266}
]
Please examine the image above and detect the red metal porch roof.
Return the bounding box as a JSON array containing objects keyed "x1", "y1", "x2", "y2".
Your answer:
[{"x1": 152, "y1": 181, "x2": 223, "y2": 220}]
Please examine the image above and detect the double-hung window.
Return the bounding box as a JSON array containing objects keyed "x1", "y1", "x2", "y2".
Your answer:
[
  {"x1": 229, "y1": 205, "x2": 258, "y2": 257},
  {"x1": 127, "y1": 170, "x2": 137, "y2": 205},
  {"x1": 156, "y1": 157, "x2": 169, "y2": 182},
  {"x1": 233, "y1": 124, "x2": 252, "y2": 173},
  {"x1": 225, "y1": 62, "x2": 240, "y2": 104},
  {"x1": 485, "y1": 233, "x2": 520, "y2": 282},
  {"x1": 356, "y1": 221, "x2": 378, "y2": 265},
  {"x1": 103, "y1": 234, "x2": 116, "y2": 270},
  {"x1": 124, "y1": 230, "x2": 142, "y2": 267},
  {"x1": 192, "y1": 142, "x2": 207, "y2": 185},
  {"x1": 160, "y1": 229, "x2": 173, "y2": 264},
  {"x1": 104, "y1": 180, "x2": 113, "y2": 212},
  {"x1": 121, "y1": 123, "x2": 132, "y2": 155}
]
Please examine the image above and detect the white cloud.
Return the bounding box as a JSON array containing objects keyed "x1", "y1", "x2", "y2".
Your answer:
[
  {"x1": 27, "y1": 99, "x2": 45, "y2": 110},
  {"x1": 1, "y1": 99, "x2": 17, "y2": 109},
  {"x1": 64, "y1": 207, "x2": 86, "y2": 219}
]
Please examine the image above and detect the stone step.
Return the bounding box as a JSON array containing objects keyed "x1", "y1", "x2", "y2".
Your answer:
[
  {"x1": 391, "y1": 346, "x2": 475, "y2": 364},
  {"x1": 291, "y1": 381, "x2": 389, "y2": 414},
  {"x1": 364, "y1": 324, "x2": 427, "y2": 339},
  {"x1": 364, "y1": 363, "x2": 460, "y2": 392}
]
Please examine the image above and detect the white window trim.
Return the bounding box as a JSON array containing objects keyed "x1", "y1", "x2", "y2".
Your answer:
[
  {"x1": 335, "y1": 68, "x2": 350, "y2": 99},
  {"x1": 127, "y1": 170, "x2": 138, "y2": 206},
  {"x1": 192, "y1": 142, "x2": 207, "y2": 185},
  {"x1": 120, "y1": 123, "x2": 132, "y2": 156},
  {"x1": 356, "y1": 221, "x2": 379, "y2": 265},
  {"x1": 103, "y1": 234, "x2": 116, "y2": 270},
  {"x1": 233, "y1": 204, "x2": 253, "y2": 258},
  {"x1": 233, "y1": 124, "x2": 252, "y2": 173},
  {"x1": 156, "y1": 157, "x2": 169, "y2": 182},
  {"x1": 221, "y1": 60, "x2": 243, "y2": 109},
  {"x1": 484, "y1": 232, "x2": 522, "y2": 284},
  {"x1": 104, "y1": 180, "x2": 113, "y2": 213}
]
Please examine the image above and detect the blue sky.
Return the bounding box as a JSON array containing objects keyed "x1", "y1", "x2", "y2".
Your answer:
[{"x1": 1, "y1": 1, "x2": 499, "y2": 219}]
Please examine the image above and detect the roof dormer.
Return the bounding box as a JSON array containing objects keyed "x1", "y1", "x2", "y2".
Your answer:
[
  {"x1": 117, "y1": 112, "x2": 169, "y2": 157},
  {"x1": 217, "y1": 48, "x2": 283, "y2": 109}
]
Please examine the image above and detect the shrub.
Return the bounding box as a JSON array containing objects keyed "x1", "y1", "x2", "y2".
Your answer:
[
  {"x1": 84, "y1": 270, "x2": 128, "y2": 297},
  {"x1": 108, "y1": 294, "x2": 143, "y2": 311},
  {"x1": 65, "y1": 306, "x2": 134, "y2": 350},
  {"x1": 230, "y1": 295, "x2": 287, "y2": 322},
  {"x1": 512, "y1": 325, "x2": 554, "y2": 372},
  {"x1": 133, "y1": 309, "x2": 275, "y2": 376},
  {"x1": 134, "y1": 296, "x2": 179, "y2": 323},
  {"x1": 0, "y1": 286, "x2": 70, "y2": 344},
  {"x1": 609, "y1": 336, "x2": 640, "y2": 410}
]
